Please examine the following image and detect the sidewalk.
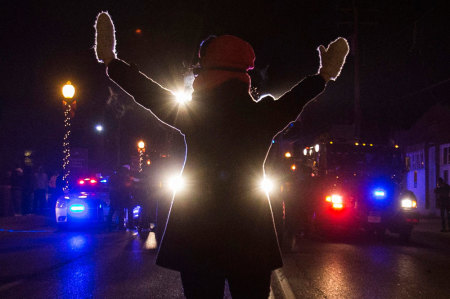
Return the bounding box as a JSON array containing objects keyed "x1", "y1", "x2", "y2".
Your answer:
[
  {"x1": 411, "y1": 217, "x2": 450, "y2": 250},
  {"x1": 0, "y1": 214, "x2": 54, "y2": 231}
]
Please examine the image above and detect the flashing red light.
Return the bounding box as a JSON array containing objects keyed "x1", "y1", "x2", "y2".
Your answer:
[
  {"x1": 332, "y1": 203, "x2": 344, "y2": 209},
  {"x1": 326, "y1": 194, "x2": 344, "y2": 209},
  {"x1": 78, "y1": 180, "x2": 85, "y2": 185},
  {"x1": 90, "y1": 179, "x2": 97, "y2": 184}
]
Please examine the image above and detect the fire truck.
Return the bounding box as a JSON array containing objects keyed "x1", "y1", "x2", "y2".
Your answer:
[{"x1": 268, "y1": 137, "x2": 419, "y2": 242}]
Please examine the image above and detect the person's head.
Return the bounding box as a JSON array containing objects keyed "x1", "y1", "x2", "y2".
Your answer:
[
  {"x1": 193, "y1": 35, "x2": 255, "y2": 92},
  {"x1": 197, "y1": 35, "x2": 255, "y2": 71}
]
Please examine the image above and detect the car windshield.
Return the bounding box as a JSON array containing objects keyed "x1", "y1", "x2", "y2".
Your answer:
[
  {"x1": 327, "y1": 144, "x2": 403, "y2": 177},
  {"x1": 69, "y1": 177, "x2": 109, "y2": 193}
]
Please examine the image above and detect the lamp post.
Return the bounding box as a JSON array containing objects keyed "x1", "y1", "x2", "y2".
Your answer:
[
  {"x1": 137, "y1": 140, "x2": 145, "y2": 173},
  {"x1": 62, "y1": 81, "x2": 76, "y2": 191}
]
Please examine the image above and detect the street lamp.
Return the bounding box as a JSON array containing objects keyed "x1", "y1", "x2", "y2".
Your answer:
[
  {"x1": 137, "y1": 140, "x2": 145, "y2": 172},
  {"x1": 62, "y1": 81, "x2": 76, "y2": 191},
  {"x1": 95, "y1": 124, "x2": 104, "y2": 132}
]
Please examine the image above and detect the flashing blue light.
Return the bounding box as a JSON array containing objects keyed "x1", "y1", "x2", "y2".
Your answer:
[
  {"x1": 100, "y1": 179, "x2": 108, "y2": 183},
  {"x1": 132, "y1": 205, "x2": 141, "y2": 219},
  {"x1": 373, "y1": 189, "x2": 386, "y2": 199},
  {"x1": 272, "y1": 140, "x2": 275, "y2": 144},
  {"x1": 69, "y1": 204, "x2": 86, "y2": 212}
]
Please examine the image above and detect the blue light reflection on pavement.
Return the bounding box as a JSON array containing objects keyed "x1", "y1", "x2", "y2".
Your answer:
[
  {"x1": 0, "y1": 228, "x2": 52, "y2": 233},
  {"x1": 68, "y1": 235, "x2": 88, "y2": 251},
  {"x1": 54, "y1": 234, "x2": 95, "y2": 297}
]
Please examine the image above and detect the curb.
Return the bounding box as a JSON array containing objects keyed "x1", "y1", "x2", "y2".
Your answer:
[{"x1": 271, "y1": 269, "x2": 296, "y2": 299}]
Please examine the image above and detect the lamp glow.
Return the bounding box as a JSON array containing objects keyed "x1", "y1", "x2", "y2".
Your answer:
[{"x1": 62, "y1": 81, "x2": 75, "y2": 99}]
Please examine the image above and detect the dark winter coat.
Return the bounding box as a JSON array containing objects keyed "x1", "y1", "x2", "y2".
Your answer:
[{"x1": 107, "y1": 59, "x2": 326, "y2": 273}]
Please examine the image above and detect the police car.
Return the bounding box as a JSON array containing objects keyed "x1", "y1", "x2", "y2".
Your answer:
[{"x1": 55, "y1": 176, "x2": 110, "y2": 228}]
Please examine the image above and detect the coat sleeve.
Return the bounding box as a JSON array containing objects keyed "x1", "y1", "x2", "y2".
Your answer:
[
  {"x1": 255, "y1": 74, "x2": 326, "y2": 132},
  {"x1": 106, "y1": 59, "x2": 179, "y2": 127}
]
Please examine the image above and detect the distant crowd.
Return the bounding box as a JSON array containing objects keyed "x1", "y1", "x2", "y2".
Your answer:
[{"x1": 0, "y1": 165, "x2": 64, "y2": 217}]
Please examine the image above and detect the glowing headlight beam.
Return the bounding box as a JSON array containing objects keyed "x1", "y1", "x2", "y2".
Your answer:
[
  {"x1": 172, "y1": 90, "x2": 192, "y2": 104},
  {"x1": 401, "y1": 198, "x2": 417, "y2": 209},
  {"x1": 167, "y1": 175, "x2": 186, "y2": 193},
  {"x1": 260, "y1": 177, "x2": 274, "y2": 194}
]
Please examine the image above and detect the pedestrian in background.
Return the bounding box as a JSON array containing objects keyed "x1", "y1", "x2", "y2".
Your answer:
[
  {"x1": 108, "y1": 165, "x2": 133, "y2": 229},
  {"x1": 33, "y1": 166, "x2": 48, "y2": 215},
  {"x1": 21, "y1": 165, "x2": 34, "y2": 214},
  {"x1": 11, "y1": 166, "x2": 24, "y2": 216},
  {"x1": 0, "y1": 170, "x2": 13, "y2": 217},
  {"x1": 435, "y1": 177, "x2": 450, "y2": 232}
]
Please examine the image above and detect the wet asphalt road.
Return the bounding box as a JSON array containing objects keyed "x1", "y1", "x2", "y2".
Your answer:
[
  {"x1": 0, "y1": 227, "x2": 186, "y2": 298},
  {"x1": 1, "y1": 225, "x2": 450, "y2": 298},
  {"x1": 280, "y1": 232, "x2": 450, "y2": 298}
]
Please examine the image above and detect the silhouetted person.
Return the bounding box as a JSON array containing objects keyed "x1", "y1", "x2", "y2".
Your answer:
[
  {"x1": 33, "y1": 166, "x2": 48, "y2": 215},
  {"x1": 11, "y1": 166, "x2": 24, "y2": 215},
  {"x1": 95, "y1": 12, "x2": 349, "y2": 298},
  {"x1": 435, "y1": 177, "x2": 450, "y2": 232},
  {"x1": 21, "y1": 166, "x2": 34, "y2": 214},
  {"x1": 0, "y1": 170, "x2": 13, "y2": 217},
  {"x1": 109, "y1": 165, "x2": 133, "y2": 229}
]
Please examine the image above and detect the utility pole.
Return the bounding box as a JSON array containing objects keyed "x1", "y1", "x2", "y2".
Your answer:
[
  {"x1": 338, "y1": 0, "x2": 378, "y2": 140},
  {"x1": 352, "y1": 0, "x2": 362, "y2": 139}
]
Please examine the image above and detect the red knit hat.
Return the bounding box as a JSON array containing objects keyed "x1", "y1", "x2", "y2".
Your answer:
[
  {"x1": 199, "y1": 35, "x2": 255, "y2": 71},
  {"x1": 193, "y1": 35, "x2": 255, "y2": 91}
]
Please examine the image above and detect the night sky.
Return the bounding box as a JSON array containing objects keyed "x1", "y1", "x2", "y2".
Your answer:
[{"x1": 0, "y1": 0, "x2": 448, "y2": 172}]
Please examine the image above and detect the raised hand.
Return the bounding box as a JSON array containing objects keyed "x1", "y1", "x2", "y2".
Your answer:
[
  {"x1": 94, "y1": 12, "x2": 117, "y2": 65},
  {"x1": 318, "y1": 37, "x2": 350, "y2": 82}
]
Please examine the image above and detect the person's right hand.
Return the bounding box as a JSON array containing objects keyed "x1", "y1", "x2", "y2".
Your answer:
[{"x1": 94, "y1": 12, "x2": 117, "y2": 65}]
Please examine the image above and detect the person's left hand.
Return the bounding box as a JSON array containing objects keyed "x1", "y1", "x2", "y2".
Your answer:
[{"x1": 317, "y1": 37, "x2": 350, "y2": 82}]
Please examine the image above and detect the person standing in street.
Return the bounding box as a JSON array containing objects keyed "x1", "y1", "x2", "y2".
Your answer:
[
  {"x1": 11, "y1": 166, "x2": 24, "y2": 216},
  {"x1": 0, "y1": 169, "x2": 13, "y2": 217},
  {"x1": 94, "y1": 12, "x2": 349, "y2": 298},
  {"x1": 21, "y1": 165, "x2": 34, "y2": 215},
  {"x1": 108, "y1": 165, "x2": 133, "y2": 229},
  {"x1": 33, "y1": 166, "x2": 48, "y2": 215},
  {"x1": 435, "y1": 177, "x2": 450, "y2": 232}
]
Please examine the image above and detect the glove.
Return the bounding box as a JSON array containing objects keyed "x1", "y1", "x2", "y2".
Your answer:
[
  {"x1": 94, "y1": 12, "x2": 117, "y2": 65},
  {"x1": 317, "y1": 37, "x2": 349, "y2": 81}
]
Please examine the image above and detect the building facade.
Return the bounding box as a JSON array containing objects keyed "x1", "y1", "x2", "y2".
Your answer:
[{"x1": 401, "y1": 104, "x2": 450, "y2": 216}]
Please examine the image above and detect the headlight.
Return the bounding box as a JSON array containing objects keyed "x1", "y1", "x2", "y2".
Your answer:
[
  {"x1": 260, "y1": 177, "x2": 274, "y2": 194},
  {"x1": 167, "y1": 175, "x2": 185, "y2": 193},
  {"x1": 401, "y1": 198, "x2": 417, "y2": 209}
]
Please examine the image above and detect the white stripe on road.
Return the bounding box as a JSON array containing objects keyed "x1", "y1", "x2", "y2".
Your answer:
[{"x1": 273, "y1": 269, "x2": 296, "y2": 299}]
